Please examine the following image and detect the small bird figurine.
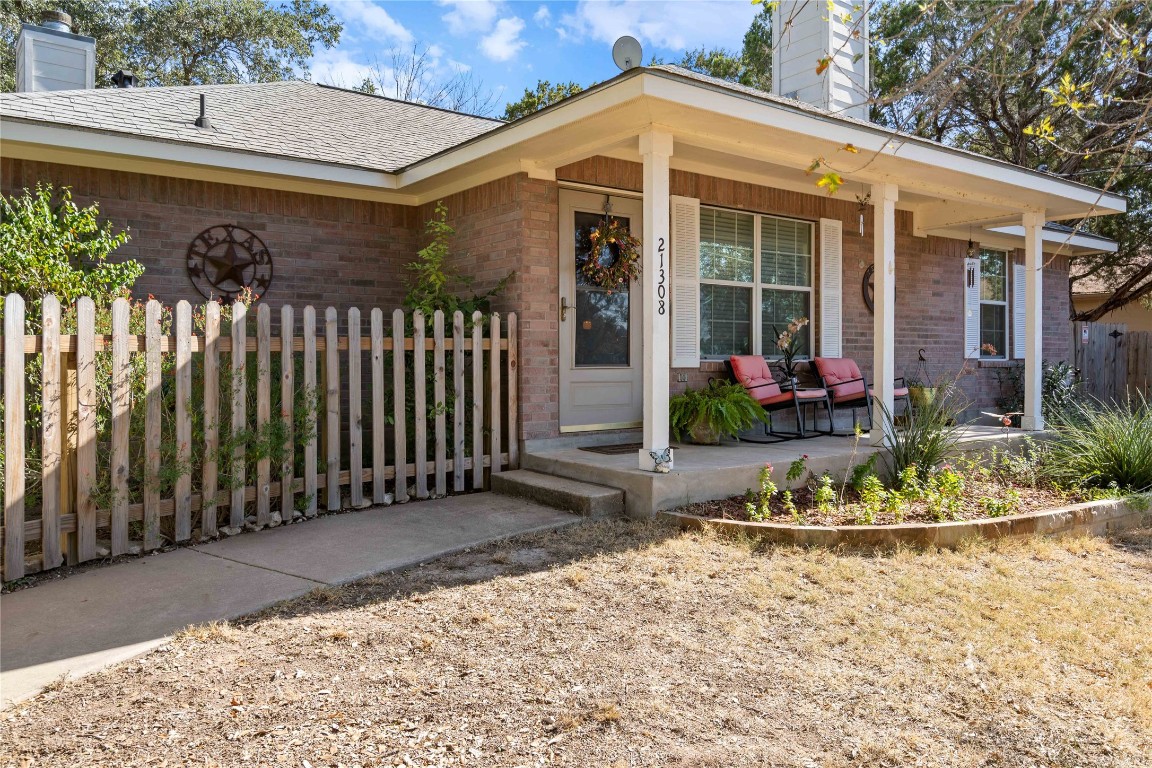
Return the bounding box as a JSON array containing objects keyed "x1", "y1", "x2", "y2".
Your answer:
[{"x1": 981, "y1": 411, "x2": 1023, "y2": 436}]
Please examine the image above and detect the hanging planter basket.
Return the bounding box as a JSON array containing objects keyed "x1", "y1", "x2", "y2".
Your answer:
[{"x1": 581, "y1": 216, "x2": 642, "y2": 293}]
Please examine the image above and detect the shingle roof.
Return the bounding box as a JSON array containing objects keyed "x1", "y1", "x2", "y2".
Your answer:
[{"x1": 0, "y1": 80, "x2": 503, "y2": 173}]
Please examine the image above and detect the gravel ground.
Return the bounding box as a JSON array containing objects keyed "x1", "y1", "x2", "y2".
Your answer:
[{"x1": 2, "y1": 520, "x2": 1150, "y2": 767}]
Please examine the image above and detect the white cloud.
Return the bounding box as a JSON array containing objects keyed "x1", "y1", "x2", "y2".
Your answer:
[
  {"x1": 560, "y1": 0, "x2": 759, "y2": 52},
  {"x1": 311, "y1": 49, "x2": 378, "y2": 89},
  {"x1": 533, "y1": 5, "x2": 551, "y2": 26},
  {"x1": 480, "y1": 17, "x2": 527, "y2": 62},
  {"x1": 439, "y1": 0, "x2": 501, "y2": 36},
  {"x1": 338, "y1": 1, "x2": 413, "y2": 44}
]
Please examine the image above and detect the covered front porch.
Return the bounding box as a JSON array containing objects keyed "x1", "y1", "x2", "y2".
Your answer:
[
  {"x1": 468, "y1": 68, "x2": 1123, "y2": 472},
  {"x1": 523, "y1": 426, "x2": 1021, "y2": 518}
]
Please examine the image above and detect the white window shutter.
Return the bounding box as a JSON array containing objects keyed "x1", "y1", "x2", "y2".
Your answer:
[
  {"x1": 670, "y1": 195, "x2": 701, "y2": 368},
  {"x1": 964, "y1": 257, "x2": 981, "y2": 359},
  {"x1": 819, "y1": 218, "x2": 843, "y2": 357},
  {"x1": 1012, "y1": 262, "x2": 1027, "y2": 359}
]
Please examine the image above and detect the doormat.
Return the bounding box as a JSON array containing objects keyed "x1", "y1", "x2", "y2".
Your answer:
[{"x1": 578, "y1": 443, "x2": 680, "y2": 456}]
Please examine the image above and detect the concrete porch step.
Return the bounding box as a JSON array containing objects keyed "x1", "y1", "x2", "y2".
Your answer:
[{"x1": 491, "y1": 470, "x2": 624, "y2": 518}]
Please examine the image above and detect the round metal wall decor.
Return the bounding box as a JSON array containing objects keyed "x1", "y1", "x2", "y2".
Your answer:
[
  {"x1": 186, "y1": 224, "x2": 273, "y2": 301},
  {"x1": 862, "y1": 264, "x2": 875, "y2": 313}
]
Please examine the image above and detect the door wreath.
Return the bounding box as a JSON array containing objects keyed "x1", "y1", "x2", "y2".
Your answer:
[{"x1": 582, "y1": 216, "x2": 642, "y2": 293}]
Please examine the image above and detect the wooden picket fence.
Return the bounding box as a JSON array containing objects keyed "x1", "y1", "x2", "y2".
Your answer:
[
  {"x1": 1, "y1": 294, "x2": 518, "y2": 581},
  {"x1": 1074, "y1": 322, "x2": 1152, "y2": 403}
]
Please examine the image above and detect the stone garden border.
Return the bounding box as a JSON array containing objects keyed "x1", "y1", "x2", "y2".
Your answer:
[{"x1": 662, "y1": 494, "x2": 1151, "y2": 550}]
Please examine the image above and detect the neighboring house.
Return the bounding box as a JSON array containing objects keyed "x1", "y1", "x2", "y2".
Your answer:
[
  {"x1": 1073, "y1": 275, "x2": 1152, "y2": 333},
  {"x1": 0, "y1": 3, "x2": 1127, "y2": 472}
]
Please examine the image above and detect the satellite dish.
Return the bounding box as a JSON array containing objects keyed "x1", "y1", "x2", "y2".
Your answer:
[{"x1": 612, "y1": 36, "x2": 643, "y2": 71}]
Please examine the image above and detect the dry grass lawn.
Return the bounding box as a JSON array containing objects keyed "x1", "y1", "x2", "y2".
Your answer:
[{"x1": 3, "y1": 520, "x2": 1150, "y2": 767}]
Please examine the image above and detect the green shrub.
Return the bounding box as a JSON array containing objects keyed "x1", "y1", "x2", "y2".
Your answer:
[
  {"x1": 1044, "y1": 393, "x2": 1152, "y2": 493},
  {"x1": 994, "y1": 360, "x2": 1079, "y2": 423},
  {"x1": 0, "y1": 184, "x2": 140, "y2": 319},
  {"x1": 877, "y1": 392, "x2": 966, "y2": 485}
]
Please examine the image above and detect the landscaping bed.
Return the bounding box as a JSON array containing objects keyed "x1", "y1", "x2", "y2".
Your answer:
[{"x1": 676, "y1": 466, "x2": 1090, "y2": 527}]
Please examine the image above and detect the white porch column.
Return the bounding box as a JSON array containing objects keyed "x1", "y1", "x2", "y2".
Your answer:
[
  {"x1": 1021, "y1": 210, "x2": 1045, "y2": 431},
  {"x1": 638, "y1": 130, "x2": 674, "y2": 472},
  {"x1": 871, "y1": 182, "x2": 898, "y2": 446}
]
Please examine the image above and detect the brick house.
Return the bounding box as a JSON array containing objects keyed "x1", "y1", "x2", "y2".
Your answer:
[{"x1": 1, "y1": 5, "x2": 1126, "y2": 474}]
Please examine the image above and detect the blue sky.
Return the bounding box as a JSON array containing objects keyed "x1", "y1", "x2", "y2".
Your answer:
[{"x1": 310, "y1": 1, "x2": 762, "y2": 114}]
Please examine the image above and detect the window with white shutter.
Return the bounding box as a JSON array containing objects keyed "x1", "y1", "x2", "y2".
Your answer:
[
  {"x1": 819, "y1": 218, "x2": 843, "y2": 357},
  {"x1": 1013, "y1": 262, "x2": 1027, "y2": 359},
  {"x1": 670, "y1": 195, "x2": 701, "y2": 368},
  {"x1": 964, "y1": 257, "x2": 981, "y2": 359}
]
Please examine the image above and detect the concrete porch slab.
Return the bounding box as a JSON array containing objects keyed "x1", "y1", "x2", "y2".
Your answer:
[{"x1": 524, "y1": 427, "x2": 1038, "y2": 517}]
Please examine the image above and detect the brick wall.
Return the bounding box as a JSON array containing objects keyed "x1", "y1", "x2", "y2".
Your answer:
[
  {"x1": 5, "y1": 156, "x2": 1075, "y2": 444},
  {"x1": 2, "y1": 158, "x2": 418, "y2": 313}
]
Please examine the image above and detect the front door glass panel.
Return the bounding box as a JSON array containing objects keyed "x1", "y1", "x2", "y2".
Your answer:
[{"x1": 574, "y1": 211, "x2": 630, "y2": 367}]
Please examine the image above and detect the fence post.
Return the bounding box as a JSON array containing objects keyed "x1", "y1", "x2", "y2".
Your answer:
[
  {"x1": 280, "y1": 304, "x2": 295, "y2": 521},
  {"x1": 202, "y1": 301, "x2": 220, "y2": 538},
  {"x1": 40, "y1": 296, "x2": 63, "y2": 570},
  {"x1": 348, "y1": 307, "x2": 364, "y2": 508},
  {"x1": 256, "y1": 303, "x2": 271, "y2": 527},
  {"x1": 392, "y1": 309, "x2": 409, "y2": 504},
  {"x1": 4, "y1": 294, "x2": 26, "y2": 580},
  {"x1": 175, "y1": 301, "x2": 193, "y2": 541},
  {"x1": 452, "y1": 311, "x2": 465, "y2": 493},
  {"x1": 143, "y1": 299, "x2": 162, "y2": 551},
  {"x1": 413, "y1": 310, "x2": 428, "y2": 499},
  {"x1": 59, "y1": 347, "x2": 77, "y2": 565},
  {"x1": 472, "y1": 311, "x2": 484, "y2": 491},
  {"x1": 110, "y1": 297, "x2": 131, "y2": 554},
  {"x1": 489, "y1": 313, "x2": 502, "y2": 477},
  {"x1": 230, "y1": 301, "x2": 247, "y2": 529},
  {"x1": 303, "y1": 306, "x2": 318, "y2": 517},
  {"x1": 507, "y1": 313, "x2": 519, "y2": 470},
  {"x1": 371, "y1": 308, "x2": 387, "y2": 504},
  {"x1": 76, "y1": 297, "x2": 98, "y2": 561},
  {"x1": 434, "y1": 310, "x2": 447, "y2": 497},
  {"x1": 324, "y1": 307, "x2": 341, "y2": 511}
]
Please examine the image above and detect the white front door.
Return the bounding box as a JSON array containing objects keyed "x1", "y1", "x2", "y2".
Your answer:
[{"x1": 558, "y1": 190, "x2": 644, "y2": 432}]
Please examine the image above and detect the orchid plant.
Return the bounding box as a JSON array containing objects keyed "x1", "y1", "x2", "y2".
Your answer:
[{"x1": 772, "y1": 316, "x2": 809, "y2": 382}]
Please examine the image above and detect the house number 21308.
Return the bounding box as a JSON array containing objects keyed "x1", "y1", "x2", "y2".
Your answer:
[{"x1": 656, "y1": 236, "x2": 667, "y2": 315}]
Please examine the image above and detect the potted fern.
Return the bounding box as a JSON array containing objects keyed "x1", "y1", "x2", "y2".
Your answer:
[{"x1": 669, "y1": 380, "x2": 766, "y2": 445}]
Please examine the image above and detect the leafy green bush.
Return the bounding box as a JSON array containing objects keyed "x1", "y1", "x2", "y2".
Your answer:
[
  {"x1": 994, "y1": 360, "x2": 1079, "y2": 423},
  {"x1": 876, "y1": 390, "x2": 967, "y2": 485},
  {"x1": 1043, "y1": 393, "x2": 1152, "y2": 493},
  {"x1": 669, "y1": 380, "x2": 766, "y2": 443},
  {"x1": 0, "y1": 184, "x2": 140, "y2": 319}
]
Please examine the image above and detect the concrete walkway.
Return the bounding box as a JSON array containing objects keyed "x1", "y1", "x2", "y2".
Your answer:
[{"x1": 0, "y1": 494, "x2": 576, "y2": 708}]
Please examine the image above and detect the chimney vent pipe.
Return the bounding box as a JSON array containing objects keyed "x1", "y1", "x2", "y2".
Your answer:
[{"x1": 195, "y1": 94, "x2": 213, "y2": 129}]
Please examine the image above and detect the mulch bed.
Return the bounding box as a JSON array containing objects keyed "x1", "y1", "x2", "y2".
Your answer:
[{"x1": 678, "y1": 474, "x2": 1091, "y2": 527}]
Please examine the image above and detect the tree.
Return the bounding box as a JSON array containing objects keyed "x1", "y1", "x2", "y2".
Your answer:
[
  {"x1": 1, "y1": 0, "x2": 341, "y2": 91},
  {"x1": 503, "y1": 80, "x2": 584, "y2": 121},
  {"x1": 867, "y1": 0, "x2": 1152, "y2": 318},
  {"x1": 0, "y1": 183, "x2": 140, "y2": 316},
  {"x1": 351, "y1": 45, "x2": 499, "y2": 117}
]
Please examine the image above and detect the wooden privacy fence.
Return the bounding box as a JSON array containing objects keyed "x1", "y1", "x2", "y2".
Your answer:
[
  {"x1": 1, "y1": 293, "x2": 518, "y2": 581},
  {"x1": 1074, "y1": 322, "x2": 1152, "y2": 403}
]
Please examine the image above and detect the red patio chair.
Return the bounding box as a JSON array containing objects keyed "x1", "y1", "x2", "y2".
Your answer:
[
  {"x1": 727, "y1": 355, "x2": 832, "y2": 442},
  {"x1": 809, "y1": 357, "x2": 909, "y2": 435}
]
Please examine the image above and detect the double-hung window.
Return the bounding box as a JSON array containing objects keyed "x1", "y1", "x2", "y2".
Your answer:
[
  {"x1": 979, "y1": 248, "x2": 1008, "y2": 358},
  {"x1": 698, "y1": 206, "x2": 813, "y2": 359}
]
